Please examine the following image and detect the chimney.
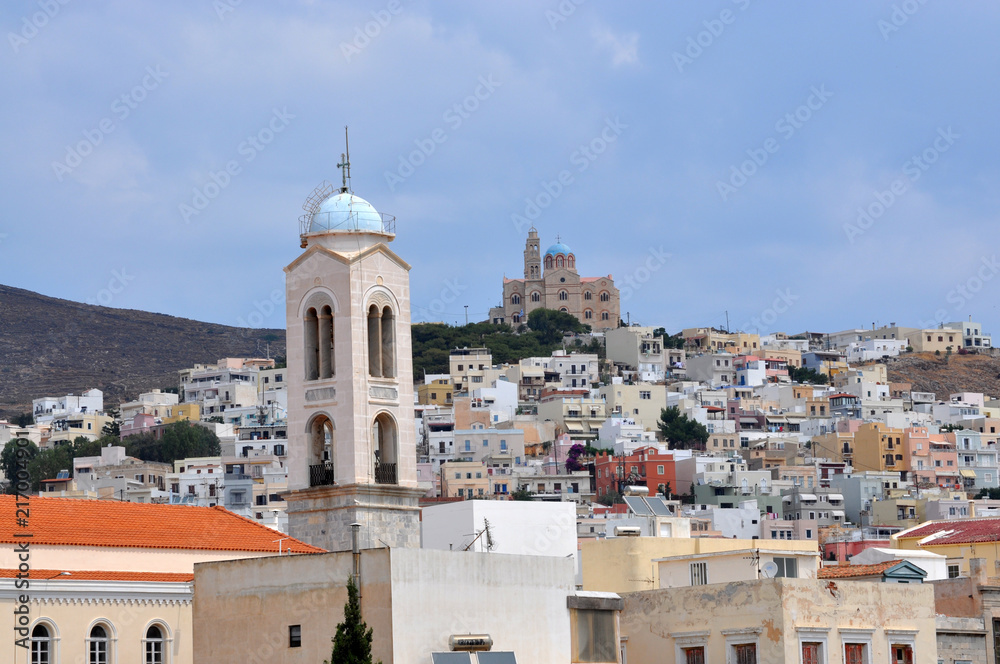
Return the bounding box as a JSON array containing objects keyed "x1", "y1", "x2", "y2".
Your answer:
[
  {"x1": 971, "y1": 557, "x2": 987, "y2": 585},
  {"x1": 969, "y1": 500, "x2": 976, "y2": 519}
]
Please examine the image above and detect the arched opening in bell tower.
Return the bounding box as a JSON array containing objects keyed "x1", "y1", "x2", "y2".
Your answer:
[
  {"x1": 304, "y1": 307, "x2": 319, "y2": 381},
  {"x1": 306, "y1": 414, "x2": 335, "y2": 486},
  {"x1": 372, "y1": 412, "x2": 398, "y2": 485}
]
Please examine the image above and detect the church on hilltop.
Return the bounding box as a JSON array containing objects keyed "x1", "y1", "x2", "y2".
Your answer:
[{"x1": 490, "y1": 227, "x2": 621, "y2": 330}]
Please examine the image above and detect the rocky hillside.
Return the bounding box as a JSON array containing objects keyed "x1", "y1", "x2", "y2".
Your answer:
[
  {"x1": 883, "y1": 352, "x2": 1000, "y2": 399},
  {"x1": 0, "y1": 285, "x2": 285, "y2": 416}
]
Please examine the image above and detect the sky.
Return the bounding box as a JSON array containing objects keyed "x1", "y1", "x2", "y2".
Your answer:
[{"x1": 2, "y1": 1, "x2": 999, "y2": 339}]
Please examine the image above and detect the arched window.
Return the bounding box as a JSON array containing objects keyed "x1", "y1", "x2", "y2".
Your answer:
[
  {"x1": 511, "y1": 294, "x2": 521, "y2": 305},
  {"x1": 567, "y1": 255, "x2": 575, "y2": 269},
  {"x1": 530, "y1": 292, "x2": 540, "y2": 303},
  {"x1": 307, "y1": 415, "x2": 335, "y2": 486},
  {"x1": 556, "y1": 256, "x2": 564, "y2": 268},
  {"x1": 584, "y1": 291, "x2": 592, "y2": 301},
  {"x1": 512, "y1": 314, "x2": 521, "y2": 323},
  {"x1": 318, "y1": 305, "x2": 334, "y2": 379},
  {"x1": 600, "y1": 291, "x2": 610, "y2": 302},
  {"x1": 373, "y1": 413, "x2": 398, "y2": 484},
  {"x1": 558, "y1": 290, "x2": 568, "y2": 301},
  {"x1": 584, "y1": 310, "x2": 593, "y2": 320},
  {"x1": 88, "y1": 624, "x2": 110, "y2": 664},
  {"x1": 381, "y1": 306, "x2": 395, "y2": 379},
  {"x1": 560, "y1": 307, "x2": 568, "y2": 313},
  {"x1": 601, "y1": 312, "x2": 609, "y2": 321},
  {"x1": 32, "y1": 624, "x2": 51, "y2": 664},
  {"x1": 545, "y1": 256, "x2": 553, "y2": 269},
  {"x1": 144, "y1": 625, "x2": 164, "y2": 664},
  {"x1": 368, "y1": 305, "x2": 382, "y2": 377},
  {"x1": 304, "y1": 307, "x2": 319, "y2": 381}
]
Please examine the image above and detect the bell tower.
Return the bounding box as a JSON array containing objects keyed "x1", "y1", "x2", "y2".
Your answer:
[
  {"x1": 523, "y1": 226, "x2": 541, "y2": 280},
  {"x1": 283, "y1": 142, "x2": 424, "y2": 552}
]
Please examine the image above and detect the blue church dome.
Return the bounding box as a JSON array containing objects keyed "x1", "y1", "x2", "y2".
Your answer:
[
  {"x1": 544, "y1": 242, "x2": 573, "y2": 257},
  {"x1": 308, "y1": 192, "x2": 385, "y2": 233}
]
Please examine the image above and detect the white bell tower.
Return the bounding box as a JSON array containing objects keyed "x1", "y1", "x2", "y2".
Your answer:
[{"x1": 283, "y1": 142, "x2": 423, "y2": 552}]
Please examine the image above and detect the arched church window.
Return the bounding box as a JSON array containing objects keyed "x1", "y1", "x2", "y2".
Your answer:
[
  {"x1": 558, "y1": 290, "x2": 568, "y2": 301},
  {"x1": 584, "y1": 310, "x2": 593, "y2": 320},
  {"x1": 319, "y1": 305, "x2": 334, "y2": 379},
  {"x1": 373, "y1": 413, "x2": 398, "y2": 484},
  {"x1": 601, "y1": 312, "x2": 609, "y2": 321},
  {"x1": 304, "y1": 308, "x2": 319, "y2": 381},
  {"x1": 530, "y1": 292, "x2": 540, "y2": 303},
  {"x1": 368, "y1": 305, "x2": 382, "y2": 377},
  {"x1": 545, "y1": 256, "x2": 553, "y2": 270},
  {"x1": 511, "y1": 294, "x2": 521, "y2": 305},
  {"x1": 381, "y1": 306, "x2": 395, "y2": 378},
  {"x1": 600, "y1": 291, "x2": 610, "y2": 302},
  {"x1": 567, "y1": 255, "x2": 575, "y2": 268},
  {"x1": 556, "y1": 256, "x2": 564, "y2": 268},
  {"x1": 584, "y1": 291, "x2": 592, "y2": 301}
]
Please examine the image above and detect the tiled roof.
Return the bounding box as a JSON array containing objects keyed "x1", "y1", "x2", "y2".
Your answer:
[
  {"x1": 0, "y1": 495, "x2": 323, "y2": 553},
  {"x1": 817, "y1": 560, "x2": 899, "y2": 578},
  {"x1": 0, "y1": 569, "x2": 194, "y2": 582},
  {"x1": 898, "y1": 517, "x2": 1000, "y2": 546}
]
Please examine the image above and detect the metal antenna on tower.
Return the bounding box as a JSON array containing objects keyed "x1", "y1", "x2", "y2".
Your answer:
[
  {"x1": 337, "y1": 126, "x2": 352, "y2": 194},
  {"x1": 344, "y1": 125, "x2": 352, "y2": 193}
]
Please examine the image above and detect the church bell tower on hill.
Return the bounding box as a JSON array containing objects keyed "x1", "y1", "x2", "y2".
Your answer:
[{"x1": 283, "y1": 142, "x2": 424, "y2": 552}]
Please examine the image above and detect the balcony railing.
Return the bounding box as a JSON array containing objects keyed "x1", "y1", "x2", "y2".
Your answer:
[
  {"x1": 309, "y1": 462, "x2": 335, "y2": 487},
  {"x1": 375, "y1": 462, "x2": 397, "y2": 485}
]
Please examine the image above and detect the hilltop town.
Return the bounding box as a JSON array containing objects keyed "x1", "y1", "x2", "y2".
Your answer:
[{"x1": 3, "y1": 183, "x2": 997, "y2": 664}]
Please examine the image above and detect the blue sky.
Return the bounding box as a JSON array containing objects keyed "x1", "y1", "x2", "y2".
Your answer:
[{"x1": 3, "y1": 1, "x2": 998, "y2": 338}]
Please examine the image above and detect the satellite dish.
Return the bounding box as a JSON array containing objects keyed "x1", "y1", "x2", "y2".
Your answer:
[{"x1": 761, "y1": 562, "x2": 779, "y2": 578}]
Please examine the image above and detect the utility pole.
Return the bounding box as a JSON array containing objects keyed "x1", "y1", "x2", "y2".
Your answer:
[{"x1": 464, "y1": 305, "x2": 469, "y2": 326}]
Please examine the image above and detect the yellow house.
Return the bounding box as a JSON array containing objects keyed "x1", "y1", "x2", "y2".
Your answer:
[
  {"x1": 853, "y1": 421, "x2": 907, "y2": 475},
  {"x1": 580, "y1": 535, "x2": 818, "y2": 594},
  {"x1": 162, "y1": 402, "x2": 200, "y2": 424},
  {"x1": 440, "y1": 460, "x2": 490, "y2": 499},
  {"x1": 417, "y1": 377, "x2": 453, "y2": 406},
  {"x1": 893, "y1": 517, "x2": 1000, "y2": 579}
]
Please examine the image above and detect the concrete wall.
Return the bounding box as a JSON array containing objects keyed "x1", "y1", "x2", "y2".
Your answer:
[
  {"x1": 656, "y1": 549, "x2": 818, "y2": 588},
  {"x1": 193, "y1": 547, "x2": 577, "y2": 664},
  {"x1": 421, "y1": 499, "x2": 576, "y2": 557},
  {"x1": 620, "y1": 578, "x2": 937, "y2": 664},
  {"x1": 0, "y1": 544, "x2": 284, "y2": 574},
  {"x1": 936, "y1": 616, "x2": 987, "y2": 664}
]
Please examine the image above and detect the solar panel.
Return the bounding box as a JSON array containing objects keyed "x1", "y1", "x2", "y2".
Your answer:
[
  {"x1": 478, "y1": 653, "x2": 517, "y2": 664},
  {"x1": 431, "y1": 654, "x2": 472, "y2": 664},
  {"x1": 647, "y1": 497, "x2": 673, "y2": 516},
  {"x1": 55, "y1": 470, "x2": 70, "y2": 480},
  {"x1": 624, "y1": 496, "x2": 653, "y2": 516}
]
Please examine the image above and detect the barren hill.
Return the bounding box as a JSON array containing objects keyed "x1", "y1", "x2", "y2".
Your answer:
[
  {"x1": 0, "y1": 284, "x2": 285, "y2": 416},
  {"x1": 883, "y1": 352, "x2": 1000, "y2": 400}
]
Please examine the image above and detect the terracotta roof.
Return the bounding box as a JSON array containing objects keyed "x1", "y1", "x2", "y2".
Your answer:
[
  {"x1": 897, "y1": 517, "x2": 1000, "y2": 546},
  {"x1": 0, "y1": 569, "x2": 193, "y2": 582},
  {"x1": 0, "y1": 495, "x2": 323, "y2": 554},
  {"x1": 817, "y1": 560, "x2": 899, "y2": 578}
]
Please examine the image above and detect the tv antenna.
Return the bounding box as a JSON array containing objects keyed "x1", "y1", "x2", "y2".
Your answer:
[{"x1": 337, "y1": 125, "x2": 352, "y2": 193}]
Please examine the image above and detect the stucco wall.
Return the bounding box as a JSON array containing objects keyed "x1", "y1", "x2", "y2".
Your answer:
[
  {"x1": 421, "y1": 499, "x2": 576, "y2": 556},
  {"x1": 0, "y1": 544, "x2": 280, "y2": 574},
  {"x1": 620, "y1": 578, "x2": 937, "y2": 664}
]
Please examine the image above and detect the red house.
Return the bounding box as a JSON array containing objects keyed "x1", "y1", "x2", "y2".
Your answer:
[{"x1": 595, "y1": 446, "x2": 676, "y2": 498}]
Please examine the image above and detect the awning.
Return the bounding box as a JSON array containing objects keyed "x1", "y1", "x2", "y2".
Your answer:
[
  {"x1": 798, "y1": 494, "x2": 818, "y2": 502},
  {"x1": 831, "y1": 510, "x2": 845, "y2": 519},
  {"x1": 563, "y1": 421, "x2": 584, "y2": 432},
  {"x1": 827, "y1": 493, "x2": 844, "y2": 502},
  {"x1": 960, "y1": 469, "x2": 977, "y2": 478}
]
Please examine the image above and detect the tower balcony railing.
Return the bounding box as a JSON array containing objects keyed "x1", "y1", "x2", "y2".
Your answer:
[
  {"x1": 309, "y1": 462, "x2": 335, "y2": 487},
  {"x1": 375, "y1": 462, "x2": 397, "y2": 485},
  {"x1": 299, "y1": 211, "x2": 396, "y2": 237}
]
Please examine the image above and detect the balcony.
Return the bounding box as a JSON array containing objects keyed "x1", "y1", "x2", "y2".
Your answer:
[
  {"x1": 375, "y1": 462, "x2": 397, "y2": 485},
  {"x1": 309, "y1": 463, "x2": 335, "y2": 487}
]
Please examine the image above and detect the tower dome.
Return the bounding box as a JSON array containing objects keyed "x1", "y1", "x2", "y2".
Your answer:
[{"x1": 308, "y1": 191, "x2": 386, "y2": 234}]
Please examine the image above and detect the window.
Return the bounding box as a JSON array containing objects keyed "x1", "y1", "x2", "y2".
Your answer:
[
  {"x1": 948, "y1": 564, "x2": 960, "y2": 578},
  {"x1": 891, "y1": 645, "x2": 913, "y2": 664},
  {"x1": 845, "y1": 643, "x2": 865, "y2": 664},
  {"x1": 584, "y1": 291, "x2": 592, "y2": 300},
  {"x1": 734, "y1": 644, "x2": 757, "y2": 664},
  {"x1": 657, "y1": 465, "x2": 664, "y2": 474},
  {"x1": 289, "y1": 625, "x2": 302, "y2": 648},
  {"x1": 773, "y1": 557, "x2": 798, "y2": 578},
  {"x1": 690, "y1": 562, "x2": 708, "y2": 586},
  {"x1": 601, "y1": 312, "x2": 609, "y2": 321},
  {"x1": 570, "y1": 609, "x2": 617, "y2": 663},
  {"x1": 640, "y1": 391, "x2": 651, "y2": 400},
  {"x1": 683, "y1": 647, "x2": 705, "y2": 664},
  {"x1": 144, "y1": 625, "x2": 164, "y2": 664},
  {"x1": 600, "y1": 291, "x2": 610, "y2": 302},
  {"x1": 88, "y1": 624, "x2": 110, "y2": 664},
  {"x1": 511, "y1": 294, "x2": 521, "y2": 305},
  {"x1": 559, "y1": 290, "x2": 568, "y2": 301},
  {"x1": 584, "y1": 310, "x2": 593, "y2": 319},
  {"x1": 531, "y1": 291, "x2": 540, "y2": 302},
  {"x1": 31, "y1": 623, "x2": 51, "y2": 664}
]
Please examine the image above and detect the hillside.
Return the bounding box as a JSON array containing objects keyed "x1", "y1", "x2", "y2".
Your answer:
[
  {"x1": 883, "y1": 352, "x2": 1000, "y2": 399},
  {"x1": 0, "y1": 285, "x2": 285, "y2": 415}
]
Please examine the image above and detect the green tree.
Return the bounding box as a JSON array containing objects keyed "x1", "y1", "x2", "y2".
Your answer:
[
  {"x1": 13, "y1": 412, "x2": 34, "y2": 427},
  {"x1": 527, "y1": 308, "x2": 588, "y2": 344},
  {"x1": 511, "y1": 486, "x2": 534, "y2": 501},
  {"x1": 787, "y1": 365, "x2": 829, "y2": 385},
  {"x1": 1, "y1": 439, "x2": 39, "y2": 493},
  {"x1": 597, "y1": 489, "x2": 623, "y2": 506},
  {"x1": 123, "y1": 421, "x2": 220, "y2": 464},
  {"x1": 102, "y1": 406, "x2": 121, "y2": 437},
  {"x1": 326, "y1": 576, "x2": 381, "y2": 664},
  {"x1": 657, "y1": 406, "x2": 709, "y2": 450}
]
